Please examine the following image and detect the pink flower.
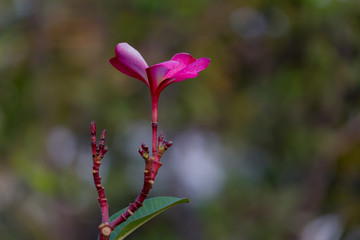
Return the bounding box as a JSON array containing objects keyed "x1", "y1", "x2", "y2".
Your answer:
[{"x1": 109, "y1": 43, "x2": 210, "y2": 102}]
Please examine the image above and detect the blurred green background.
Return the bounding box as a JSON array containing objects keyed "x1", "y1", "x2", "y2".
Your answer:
[{"x1": 1, "y1": 0, "x2": 360, "y2": 239}]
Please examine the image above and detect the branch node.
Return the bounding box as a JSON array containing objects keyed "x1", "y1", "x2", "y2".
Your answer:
[
  {"x1": 127, "y1": 209, "x2": 134, "y2": 215},
  {"x1": 135, "y1": 200, "x2": 143, "y2": 207}
]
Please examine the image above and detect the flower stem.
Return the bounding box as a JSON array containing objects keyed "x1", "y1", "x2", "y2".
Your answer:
[
  {"x1": 151, "y1": 97, "x2": 159, "y2": 155},
  {"x1": 109, "y1": 96, "x2": 172, "y2": 229},
  {"x1": 110, "y1": 98, "x2": 158, "y2": 228}
]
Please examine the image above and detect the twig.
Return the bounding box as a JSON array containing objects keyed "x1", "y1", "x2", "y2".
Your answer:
[
  {"x1": 91, "y1": 121, "x2": 112, "y2": 240},
  {"x1": 109, "y1": 132, "x2": 172, "y2": 229}
]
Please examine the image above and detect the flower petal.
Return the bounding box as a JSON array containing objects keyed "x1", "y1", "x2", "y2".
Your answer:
[
  {"x1": 109, "y1": 43, "x2": 149, "y2": 85},
  {"x1": 146, "y1": 61, "x2": 179, "y2": 93},
  {"x1": 156, "y1": 57, "x2": 210, "y2": 94},
  {"x1": 171, "y1": 57, "x2": 211, "y2": 81},
  {"x1": 164, "y1": 53, "x2": 197, "y2": 79}
]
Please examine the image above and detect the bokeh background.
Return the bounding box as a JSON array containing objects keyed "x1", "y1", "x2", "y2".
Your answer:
[{"x1": 1, "y1": 0, "x2": 360, "y2": 239}]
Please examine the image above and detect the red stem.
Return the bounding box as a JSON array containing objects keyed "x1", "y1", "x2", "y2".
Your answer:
[
  {"x1": 110, "y1": 95, "x2": 164, "y2": 229},
  {"x1": 91, "y1": 123, "x2": 110, "y2": 223},
  {"x1": 152, "y1": 96, "x2": 159, "y2": 155},
  {"x1": 104, "y1": 95, "x2": 172, "y2": 231},
  {"x1": 109, "y1": 157, "x2": 154, "y2": 228},
  {"x1": 91, "y1": 121, "x2": 112, "y2": 239}
]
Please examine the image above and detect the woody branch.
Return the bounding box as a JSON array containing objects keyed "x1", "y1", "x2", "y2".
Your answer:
[
  {"x1": 91, "y1": 121, "x2": 112, "y2": 239},
  {"x1": 109, "y1": 101, "x2": 172, "y2": 228}
]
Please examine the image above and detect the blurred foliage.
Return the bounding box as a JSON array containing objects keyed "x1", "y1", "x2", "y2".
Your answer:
[{"x1": 1, "y1": 0, "x2": 360, "y2": 239}]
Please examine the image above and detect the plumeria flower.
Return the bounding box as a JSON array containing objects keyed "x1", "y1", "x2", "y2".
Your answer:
[
  {"x1": 110, "y1": 42, "x2": 210, "y2": 153},
  {"x1": 109, "y1": 43, "x2": 211, "y2": 106}
]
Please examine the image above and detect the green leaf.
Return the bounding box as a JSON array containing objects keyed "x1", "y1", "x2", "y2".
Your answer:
[{"x1": 108, "y1": 196, "x2": 190, "y2": 240}]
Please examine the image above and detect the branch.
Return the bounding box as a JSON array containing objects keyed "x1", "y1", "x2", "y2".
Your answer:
[
  {"x1": 91, "y1": 121, "x2": 112, "y2": 239},
  {"x1": 109, "y1": 132, "x2": 172, "y2": 229}
]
